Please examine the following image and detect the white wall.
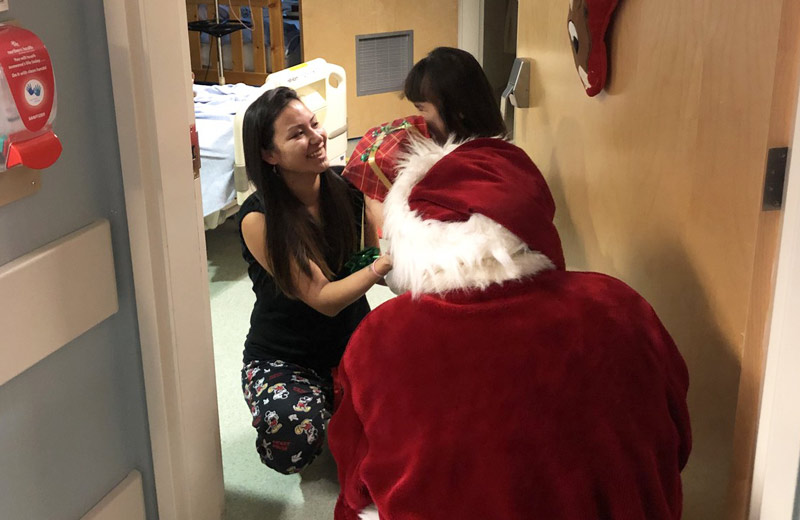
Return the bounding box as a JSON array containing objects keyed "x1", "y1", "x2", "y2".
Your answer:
[{"x1": 0, "y1": 1, "x2": 156, "y2": 518}]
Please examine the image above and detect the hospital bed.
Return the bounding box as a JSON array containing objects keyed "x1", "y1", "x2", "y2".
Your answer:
[{"x1": 186, "y1": 0, "x2": 300, "y2": 86}]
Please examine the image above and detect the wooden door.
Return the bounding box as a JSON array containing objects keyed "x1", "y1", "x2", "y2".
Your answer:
[{"x1": 515, "y1": 0, "x2": 799, "y2": 518}]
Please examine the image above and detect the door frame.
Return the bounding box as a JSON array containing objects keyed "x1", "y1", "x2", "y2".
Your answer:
[
  {"x1": 748, "y1": 79, "x2": 800, "y2": 518},
  {"x1": 458, "y1": 0, "x2": 484, "y2": 63},
  {"x1": 102, "y1": 1, "x2": 223, "y2": 519},
  {"x1": 102, "y1": 0, "x2": 800, "y2": 518}
]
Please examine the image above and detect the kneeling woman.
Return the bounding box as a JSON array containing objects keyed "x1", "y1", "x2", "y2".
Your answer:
[{"x1": 239, "y1": 86, "x2": 391, "y2": 474}]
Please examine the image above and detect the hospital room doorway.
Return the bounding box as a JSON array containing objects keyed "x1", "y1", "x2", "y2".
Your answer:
[
  {"x1": 192, "y1": 0, "x2": 508, "y2": 517},
  {"x1": 106, "y1": 0, "x2": 800, "y2": 517},
  {"x1": 191, "y1": 2, "x2": 350, "y2": 517}
]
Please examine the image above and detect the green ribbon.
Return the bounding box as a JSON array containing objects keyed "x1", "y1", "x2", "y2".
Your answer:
[{"x1": 344, "y1": 246, "x2": 382, "y2": 274}]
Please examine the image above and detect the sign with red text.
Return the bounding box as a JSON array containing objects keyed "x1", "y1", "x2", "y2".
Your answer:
[{"x1": 0, "y1": 25, "x2": 55, "y2": 133}]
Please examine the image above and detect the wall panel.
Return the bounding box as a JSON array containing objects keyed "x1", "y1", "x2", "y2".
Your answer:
[{"x1": 0, "y1": 220, "x2": 118, "y2": 387}]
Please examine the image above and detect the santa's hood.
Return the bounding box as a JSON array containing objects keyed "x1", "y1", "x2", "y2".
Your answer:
[{"x1": 382, "y1": 136, "x2": 565, "y2": 297}]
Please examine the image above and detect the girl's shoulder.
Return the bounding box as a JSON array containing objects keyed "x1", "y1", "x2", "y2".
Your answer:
[
  {"x1": 238, "y1": 192, "x2": 265, "y2": 221},
  {"x1": 237, "y1": 193, "x2": 267, "y2": 247}
]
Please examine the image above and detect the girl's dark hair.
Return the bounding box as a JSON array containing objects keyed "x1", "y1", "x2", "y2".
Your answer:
[
  {"x1": 404, "y1": 47, "x2": 507, "y2": 141},
  {"x1": 242, "y1": 86, "x2": 358, "y2": 298}
]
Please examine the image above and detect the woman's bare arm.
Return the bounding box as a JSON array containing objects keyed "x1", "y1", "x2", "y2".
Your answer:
[{"x1": 241, "y1": 211, "x2": 391, "y2": 317}]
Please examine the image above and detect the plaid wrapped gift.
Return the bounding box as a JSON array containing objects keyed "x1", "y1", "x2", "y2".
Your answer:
[{"x1": 342, "y1": 115, "x2": 430, "y2": 202}]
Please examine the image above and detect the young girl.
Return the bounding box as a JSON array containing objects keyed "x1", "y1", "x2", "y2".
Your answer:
[
  {"x1": 345, "y1": 47, "x2": 508, "y2": 231},
  {"x1": 238, "y1": 86, "x2": 391, "y2": 474},
  {"x1": 404, "y1": 46, "x2": 507, "y2": 145}
]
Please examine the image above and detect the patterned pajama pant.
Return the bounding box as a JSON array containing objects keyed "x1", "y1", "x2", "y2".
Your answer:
[{"x1": 241, "y1": 358, "x2": 334, "y2": 474}]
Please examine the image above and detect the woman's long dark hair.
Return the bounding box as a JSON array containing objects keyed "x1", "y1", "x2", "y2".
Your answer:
[
  {"x1": 404, "y1": 47, "x2": 507, "y2": 141},
  {"x1": 242, "y1": 86, "x2": 358, "y2": 298}
]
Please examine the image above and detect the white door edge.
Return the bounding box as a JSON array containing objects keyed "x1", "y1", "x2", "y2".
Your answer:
[
  {"x1": 102, "y1": 1, "x2": 223, "y2": 519},
  {"x1": 458, "y1": 0, "x2": 484, "y2": 64},
  {"x1": 749, "y1": 77, "x2": 800, "y2": 518}
]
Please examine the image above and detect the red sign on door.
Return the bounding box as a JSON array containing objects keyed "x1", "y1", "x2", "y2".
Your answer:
[
  {"x1": 0, "y1": 26, "x2": 55, "y2": 133},
  {"x1": 0, "y1": 25, "x2": 61, "y2": 170}
]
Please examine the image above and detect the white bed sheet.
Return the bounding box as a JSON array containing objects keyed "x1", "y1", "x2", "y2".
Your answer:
[{"x1": 193, "y1": 82, "x2": 261, "y2": 218}]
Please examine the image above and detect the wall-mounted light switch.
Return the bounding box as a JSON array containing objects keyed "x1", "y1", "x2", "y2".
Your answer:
[{"x1": 0, "y1": 0, "x2": 8, "y2": 13}]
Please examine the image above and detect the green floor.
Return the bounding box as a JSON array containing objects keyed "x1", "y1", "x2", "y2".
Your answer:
[{"x1": 205, "y1": 216, "x2": 394, "y2": 520}]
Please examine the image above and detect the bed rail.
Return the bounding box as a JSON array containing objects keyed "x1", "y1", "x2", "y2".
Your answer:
[{"x1": 186, "y1": 0, "x2": 285, "y2": 85}]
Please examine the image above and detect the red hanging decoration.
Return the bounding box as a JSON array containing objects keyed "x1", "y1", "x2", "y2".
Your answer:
[{"x1": 567, "y1": 0, "x2": 622, "y2": 97}]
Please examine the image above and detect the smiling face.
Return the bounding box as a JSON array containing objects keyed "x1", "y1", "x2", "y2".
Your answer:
[
  {"x1": 262, "y1": 99, "x2": 328, "y2": 176},
  {"x1": 413, "y1": 101, "x2": 447, "y2": 144}
]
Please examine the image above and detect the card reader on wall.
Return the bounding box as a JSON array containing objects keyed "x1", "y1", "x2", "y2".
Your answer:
[
  {"x1": 500, "y1": 57, "x2": 532, "y2": 140},
  {"x1": 0, "y1": 24, "x2": 62, "y2": 172},
  {"x1": 502, "y1": 57, "x2": 531, "y2": 109}
]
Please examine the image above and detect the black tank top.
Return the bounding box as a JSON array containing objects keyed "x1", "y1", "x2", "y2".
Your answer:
[{"x1": 237, "y1": 173, "x2": 370, "y2": 370}]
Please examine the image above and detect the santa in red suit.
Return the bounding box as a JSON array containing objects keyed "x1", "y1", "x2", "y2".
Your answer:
[{"x1": 328, "y1": 136, "x2": 691, "y2": 520}]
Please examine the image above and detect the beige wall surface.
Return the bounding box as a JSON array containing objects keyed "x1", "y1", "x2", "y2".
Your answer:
[
  {"x1": 302, "y1": 0, "x2": 458, "y2": 137},
  {"x1": 515, "y1": 0, "x2": 787, "y2": 518}
]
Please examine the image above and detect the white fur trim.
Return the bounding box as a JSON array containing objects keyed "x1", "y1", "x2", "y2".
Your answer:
[
  {"x1": 358, "y1": 505, "x2": 380, "y2": 520},
  {"x1": 383, "y1": 136, "x2": 554, "y2": 297}
]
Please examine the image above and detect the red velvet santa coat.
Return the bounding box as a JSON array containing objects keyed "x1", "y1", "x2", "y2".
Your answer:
[{"x1": 329, "y1": 138, "x2": 691, "y2": 520}]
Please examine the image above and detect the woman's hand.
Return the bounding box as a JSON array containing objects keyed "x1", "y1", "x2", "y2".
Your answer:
[{"x1": 371, "y1": 254, "x2": 392, "y2": 277}]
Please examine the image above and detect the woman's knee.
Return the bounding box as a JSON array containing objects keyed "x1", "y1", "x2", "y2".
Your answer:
[
  {"x1": 242, "y1": 360, "x2": 333, "y2": 473},
  {"x1": 256, "y1": 419, "x2": 326, "y2": 474}
]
